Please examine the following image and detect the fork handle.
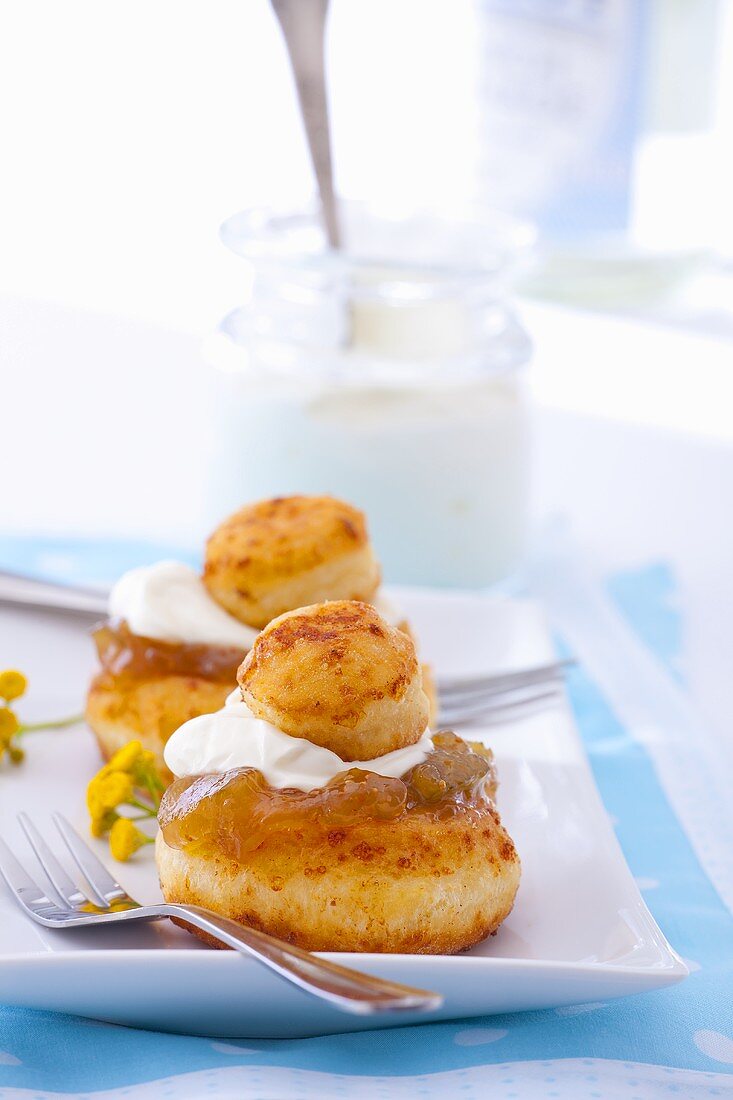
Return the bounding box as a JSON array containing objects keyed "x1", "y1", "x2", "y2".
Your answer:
[{"x1": 157, "y1": 903, "x2": 442, "y2": 1016}]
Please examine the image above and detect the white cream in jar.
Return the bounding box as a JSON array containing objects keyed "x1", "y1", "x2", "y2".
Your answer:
[
  {"x1": 209, "y1": 204, "x2": 533, "y2": 588},
  {"x1": 206, "y1": 350, "x2": 530, "y2": 588}
]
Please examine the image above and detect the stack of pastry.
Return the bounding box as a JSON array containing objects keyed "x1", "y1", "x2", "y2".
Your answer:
[
  {"x1": 86, "y1": 495, "x2": 433, "y2": 777},
  {"x1": 156, "y1": 601, "x2": 520, "y2": 954}
]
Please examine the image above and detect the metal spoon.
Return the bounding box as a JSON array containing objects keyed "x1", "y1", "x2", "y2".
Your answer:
[{"x1": 271, "y1": 0, "x2": 341, "y2": 249}]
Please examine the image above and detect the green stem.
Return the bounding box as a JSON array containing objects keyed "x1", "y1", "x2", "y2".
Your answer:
[
  {"x1": 128, "y1": 796, "x2": 158, "y2": 817},
  {"x1": 17, "y1": 713, "x2": 83, "y2": 736},
  {"x1": 142, "y1": 773, "x2": 163, "y2": 805}
]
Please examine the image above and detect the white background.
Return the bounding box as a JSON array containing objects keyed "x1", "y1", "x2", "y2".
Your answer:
[{"x1": 1, "y1": 0, "x2": 733, "y2": 334}]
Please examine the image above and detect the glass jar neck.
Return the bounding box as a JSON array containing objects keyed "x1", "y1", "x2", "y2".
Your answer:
[{"x1": 218, "y1": 203, "x2": 534, "y2": 382}]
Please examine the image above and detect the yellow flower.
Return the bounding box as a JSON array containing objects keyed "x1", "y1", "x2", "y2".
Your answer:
[
  {"x1": 89, "y1": 810, "x2": 118, "y2": 839},
  {"x1": 87, "y1": 770, "x2": 134, "y2": 836},
  {"x1": 0, "y1": 670, "x2": 27, "y2": 703},
  {"x1": 0, "y1": 707, "x2": 20, "y2": 763},
  {"x1": 109, "y1": 817, "x2": 150, "y2": 862},
  {"x1": 0, "y1": 667, "x2": 80, "y2": 771},
  {"x1": 104, "y1": 740, "x2": 163, "y2": 794},
  {"x1": 106, "y1": 740, "x2": 144, "y2": 774},
  {"x1": 0, "y1": 707, "x2": 19, "y2": 744},
  {"x1": 88, "y1": 770, "x2": 133, "y2": 812},
  {"x1": 85, "y1": 740, "x2": 163, "y2": 844}
]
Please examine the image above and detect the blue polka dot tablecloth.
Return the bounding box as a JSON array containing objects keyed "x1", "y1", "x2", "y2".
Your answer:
[{"x1": 0, "y1": 538, "x2": 732, "y2": 1100}]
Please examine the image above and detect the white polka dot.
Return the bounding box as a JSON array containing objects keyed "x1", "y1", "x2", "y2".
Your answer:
[
  {"x1": 0, "y1": 1051, "x2": 21, "y2": 1066},
  {"x1": 693, "y1": 1029, "x2": 733, "y2": 1064},
  {"x1": 555, "y1": 1002, "x2": 607, "y2": 1016},
  {"x1": 454, "y1": 1028, "x2": 508, "y2": 1046},
  {"x1": 210, "y1": 1042, "x2": 261, "y2": 1055},
  {"x1": 683, "y1": 958, "x2": 701, "y2": 973},
  {"x1": 635, "y1": 877, "x2": 660, "y2": 890}
]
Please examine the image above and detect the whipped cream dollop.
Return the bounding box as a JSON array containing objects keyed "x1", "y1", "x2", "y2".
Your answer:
[
  {"x1": 110, "y1": 559, "x2": 404, "y2": 649},
  {"x1": 109, "y1": 561, "x2": 258, "y2": 649},
  {"x1": 164, "y1": 690, "x2": 434, "y2": 791}
]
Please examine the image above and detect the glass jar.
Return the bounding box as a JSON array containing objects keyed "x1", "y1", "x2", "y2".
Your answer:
[{"x1": 204, "y1": 203, "x2": 533, "y2": 588}]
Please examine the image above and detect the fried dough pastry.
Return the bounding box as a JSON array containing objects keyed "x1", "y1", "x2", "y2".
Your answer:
[
  {"x1": 204, "y1": 495, "x2": 380, "y2": 629},
  {"x1": 86, "y1": 672, "x2": 231, "y2": 782},
  {"x1": 86, "y1": 496, "x2": 434, "y2": 774},
  {"x1": 238, "y1": 601, "x2": 430, "y2": 760},
  {"x1": 85, "y1": 622, "x2": 244, "y2": 778},
  {"x1": 156, "y1": 809, "x2": 519, "y2": 954},
  {"x1": 157, "y1": 734, "x2": 521, "y2": 954}
]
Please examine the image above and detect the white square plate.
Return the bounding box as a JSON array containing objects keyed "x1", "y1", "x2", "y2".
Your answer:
[{"x1": 0, "y1": 589, "x2": 687, "y2": 1038}]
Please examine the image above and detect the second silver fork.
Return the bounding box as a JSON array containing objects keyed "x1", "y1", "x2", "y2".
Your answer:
[{"x1": 436, "y1": 659, "x2": 573, "y2": 725}]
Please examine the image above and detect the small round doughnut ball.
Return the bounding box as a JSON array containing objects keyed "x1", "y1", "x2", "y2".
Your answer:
[
  {"x1": 203, "y1": 496, "x2": 380, "y2": 630},
  {"x1": 238, "y1": 601, "x2": 430, "y2": 761}
]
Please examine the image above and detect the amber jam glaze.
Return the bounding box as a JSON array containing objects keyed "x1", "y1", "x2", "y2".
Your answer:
[
  {"x1": 159, "y1": 732, "x2": 498, "y2": 862},
  {"x1": 92, "y1": 620, "x2": 244, "y2": 686}
]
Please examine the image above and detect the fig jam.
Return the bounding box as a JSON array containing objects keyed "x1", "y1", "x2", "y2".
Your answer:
[
  {"x1": 159, "y1": 731, "x2": 497, "y2": 861},
  {"x1": 92, "y1": 620, "x2": 244, "y2": 686}
]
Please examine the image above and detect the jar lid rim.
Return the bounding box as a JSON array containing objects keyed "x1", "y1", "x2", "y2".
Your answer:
[{"x1": 220, "y1": 201, "x2": 536, "y2": 286}]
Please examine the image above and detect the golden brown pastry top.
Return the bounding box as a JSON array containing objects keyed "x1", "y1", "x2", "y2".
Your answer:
[
  {"x1": 203, "y1": 495, "x2": 380, "y2": 629},
  {"x1": 237, "y1": 600, "x2": 430, "y2": 761}
]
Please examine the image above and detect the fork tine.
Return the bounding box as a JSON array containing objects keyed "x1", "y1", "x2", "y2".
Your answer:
[
  {"x1": 435, "y1": 668, "x2": 561, "y2": 704},
  {"x1": 52, "y1": 813, "x2": 130, "y2": 906},
  {"x1": 17, "y1": 813, "x2": 91, "y2": 910},
  {"x1": 439, "y1": 685, "x2": 562, "y2": 727},
  {"x1": 437, "y1": 659, "x2": 575, "y2": 699},
  {"x1": 459, "y1": 689, "x2": 563, "y2": 727},
  {"x1": 0, "y1": 837, "x2": 63, "y2": 916}
]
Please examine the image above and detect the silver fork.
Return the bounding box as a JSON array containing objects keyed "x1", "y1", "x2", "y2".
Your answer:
[
  {"x1": 0, "y1": 569, "x2": 572, "y2": 724},
  {"x1": 0, "y1": 812, "x2": 442, "y2": 1018},
  {"x1": 435, "y1": 659, "x2": 573, "y2": 726}
]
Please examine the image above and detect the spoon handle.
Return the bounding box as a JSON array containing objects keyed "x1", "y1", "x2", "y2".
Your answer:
[{"x1": 271, "y1": 0, "x2": 340, "y2": 248}]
